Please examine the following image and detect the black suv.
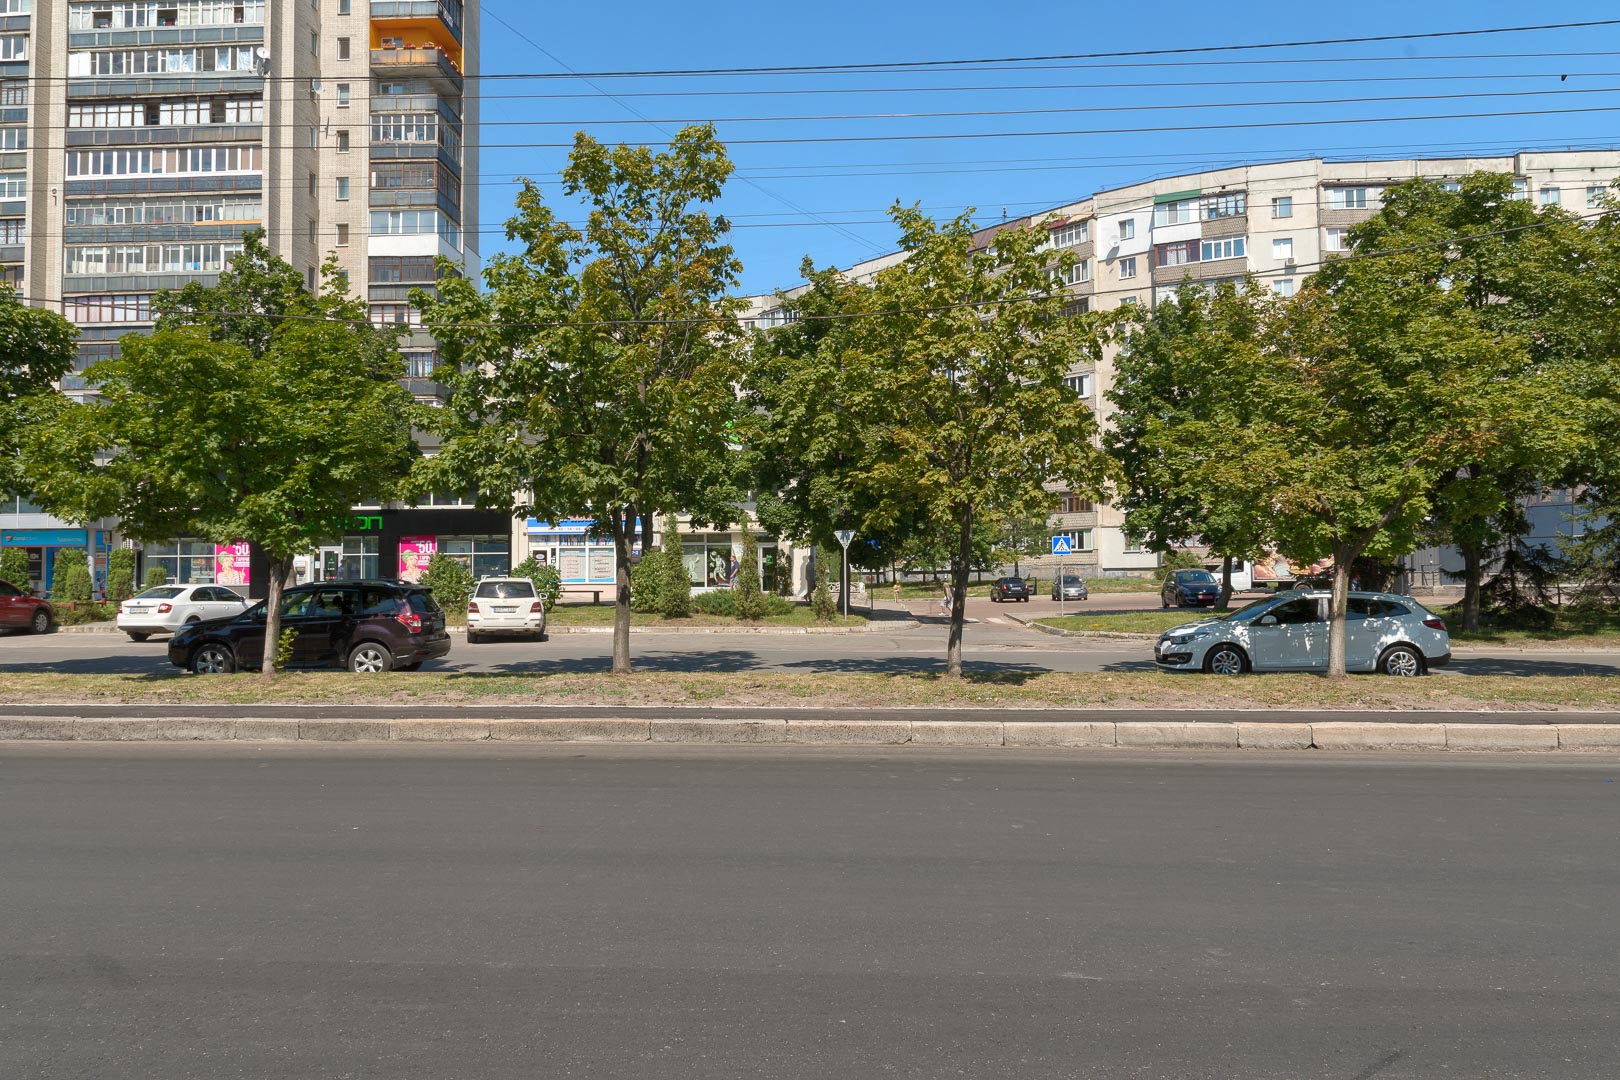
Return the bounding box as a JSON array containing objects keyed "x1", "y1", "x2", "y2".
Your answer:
[{"x1": 168, "y1": 580, "x2": 451, "y2": 674}]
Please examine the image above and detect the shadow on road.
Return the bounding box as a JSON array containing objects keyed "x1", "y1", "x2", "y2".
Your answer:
[
  {"x1": 1444, "y1": 656, "x2": 1617, "y2": 677},
  {"x1": 780, "y1": 656, "x2": 1049, "y2": 679}
]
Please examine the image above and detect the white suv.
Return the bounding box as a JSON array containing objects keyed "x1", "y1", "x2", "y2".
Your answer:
[{"x1": 466, "y1": 577, "x2": 547, "y2": 643}]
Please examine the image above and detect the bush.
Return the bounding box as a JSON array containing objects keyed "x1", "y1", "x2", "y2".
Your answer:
[
  {"x1": 106, "y1": 548, "x2": 136, "y2": 603},
  {"x1": 63, "y1": 561, "x2": 93, "y2": 604},
  {"x1": 1157, "y1": 549, "x2": 1206, "y2": 582},
  {"x1": 0, "y1": 546, "x2": 29, "y2": 590},
  {"x1": 811, "y1": 545, "x2": 838, "y2": 622},
  {"x1": 657, "y1": 533, "x2": 691, "y2": 618},
  {"x1": 421, "y1": 552, "x2": 474, "y2": 613},
  {"x1": 511, "y1": 554, "x2": 563, "y2": 612},
  {"x1": 733, "y1": 532, "x2": 765, "y2": 620},
  {"x1": 143, "y1": 564, "x2": 169, "y2": 589},
  {"x1": 52, "y1": 549, "x2": 92, "y2": 602},
  {"x1": 692, "y1": 588, "x2": 794, "y2": 619},
  {"x1": 56, "y1": 602, "x2": 116, "y2": 626},
  {"x1": 630, "y1": 553, "x2": 664, "y2": 614}
]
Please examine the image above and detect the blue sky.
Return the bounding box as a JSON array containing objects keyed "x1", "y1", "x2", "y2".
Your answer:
[{"x1": 472, "y1": 2, "x2": 1620, "y2": 295}]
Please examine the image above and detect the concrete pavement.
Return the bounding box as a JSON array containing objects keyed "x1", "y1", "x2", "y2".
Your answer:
[{"x1": 2, "y1": 744, "x2": 1616, "y2": 1078}]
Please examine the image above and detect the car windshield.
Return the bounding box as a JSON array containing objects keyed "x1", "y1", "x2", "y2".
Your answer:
[
  {"x1": 1219, "y1": 597, "x2": 1280, "y2": 622},
  {"x1": 1178, "y1": 571, "x2": 1216, "y2": 584},
  {"x1": 1060, "y1": 576, "x2": 1083, "y2": 585},
  {"x1": 135, "y1": 587, "x2": 185, "y2": 599},
  {"x1": 476, "y1": 580, "x2": 536, "y2": 599}
]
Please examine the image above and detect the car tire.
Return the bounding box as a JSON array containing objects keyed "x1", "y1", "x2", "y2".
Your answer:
[
  {"x1": 348, "y1": 642, "x2": 393, "y2": 674},
  {"x1": 466, "y1": 630, "x2": 481, "y2": 644},
  {"x1": 29, "y1": 609, "x2": 51, "y2": 634},
  {"x1": 190, "y1": 643, "x2": 235, "y2": 675},
  {"x1": 1379, "y1": 644, "x2": 1425, "y2": 677},
  {"x1": 1204, "y1": 644, "x2": 1249, "y2": 675},
  {"x1": 126, "y1": 631, "x2": 151, "y2": 642}
]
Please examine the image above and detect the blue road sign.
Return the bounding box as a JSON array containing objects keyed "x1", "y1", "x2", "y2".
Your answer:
[{"x1": 1051, "y1": 535, "x2": 1073, "y2": 556}]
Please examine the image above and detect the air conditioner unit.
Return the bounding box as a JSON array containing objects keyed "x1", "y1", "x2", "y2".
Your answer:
[{"x1": 1284, "y1": 258, "x2": 1296, "y2": 267}]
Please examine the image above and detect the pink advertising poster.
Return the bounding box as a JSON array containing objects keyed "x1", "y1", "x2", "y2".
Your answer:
[
  {"x1": 215, "y1": 541, "x2": 251, "y2": 587},
  {"x1": 399, "y1": 536, "x2": 437, "y2": 582}
]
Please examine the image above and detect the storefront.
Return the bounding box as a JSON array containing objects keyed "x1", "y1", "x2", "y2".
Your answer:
[
  {"x1": 1, "y1": 528, "x2": 112, "y2": 597},
  {"x1": 526, "y1": 519, "x2": 625, "y2": 587},
  {"x1": 141, "y1": 539, "x2": 251, "y2": 589}
]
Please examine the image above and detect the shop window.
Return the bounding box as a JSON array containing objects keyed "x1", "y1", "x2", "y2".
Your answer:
[
  {"x1": 339, "y1": 534, "x2": 378, "y2": 579},
  {"x1": 438, "y1": 535, "x2": 509, "y2": 578},
  {"x1": 143, "y1": 539, "x2": 219, "y2": 584},
  {"x1": 682, "y1": 534, "x2": 738, "y2": 588}
]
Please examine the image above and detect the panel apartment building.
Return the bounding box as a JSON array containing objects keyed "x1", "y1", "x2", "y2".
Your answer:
[
  {"x1": 742, "y1": 149, "x2": 1620, "y2": 580},
  {"x1": 0, "y1": 0, "x2": 509, "y2": 597}
]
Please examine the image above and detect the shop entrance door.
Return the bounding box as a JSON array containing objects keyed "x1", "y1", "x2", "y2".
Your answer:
[{"x1": 315, "y1": 546, "x2": 342, "y2": 582}]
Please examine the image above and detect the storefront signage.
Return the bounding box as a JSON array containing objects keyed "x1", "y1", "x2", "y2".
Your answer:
[
  {"x1": 527, "y1": 518, "x2": 595, "y2": 535},
  {"x1": 398, "y1": 536, "x2": 436, "y2": 583},
  {"x1": 215, "y1": 541, "x2": 251, "y2": 587},
  {"x1": 2, "y1": 529, "x2": 89, "y2": 548},
  {"x1": 350, "y1": 515, "x2": 384, "y2": 532}
]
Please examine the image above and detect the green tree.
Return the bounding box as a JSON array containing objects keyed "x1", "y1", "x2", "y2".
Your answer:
[
  {"x1": 989, "y1": 504, "x2": 1055, "y2": 580},
  {"x1": 0, "y1": 546, "x2": 30, "y2": 591},
  {"x1": 0, "y1": 287, "x2": 79, "y2": 503},
  {"x1": 657, "y1": 528, "x2": 692, "y2": 619},
  {"x1": 421, "y1": 552, "x2": 473, "y2": 614},
  {"x1": 1106, "y1": 282, "x2": 1275, "y2": 609},
  {"x1": 143, "y1": 564, "x2": 168, "y2": 589},
  {"x1": 733, "y1": 531, "x2": 764, "y2": 620},
  {"x1": 51, "y1": 548, "x2": 84, "y2": 601},
  {"x1": 511, "y1": 554, "x2": 563, "y2": 612},
  {"x1": 106, "y1": 547, "x2": 136, "y2": 603},
  {"x1": 816, "y1": 206, "x2": 1117, "y2": 675},
  {"x1": 22, "y1": 232, "x2": 418, "y2": 673},
  {"x1": 415, "y1": 125, "x2": 744, "y2": 673},
  {"x1": 1157, "y1": 549, "x2": 1206, "y2": 583}
]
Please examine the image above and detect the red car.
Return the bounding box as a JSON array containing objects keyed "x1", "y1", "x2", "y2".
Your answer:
[{"x1": 0, "y1": 577, "x2": 53, "y2": 634}]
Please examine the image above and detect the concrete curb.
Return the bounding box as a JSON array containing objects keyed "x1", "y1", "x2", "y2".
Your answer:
[
  {"x1": 1, "y1": 716, "x2": 1615, "y2": 753},
  {"x1": 48, "y1": 621, "x2": 915, "y2": 637}
]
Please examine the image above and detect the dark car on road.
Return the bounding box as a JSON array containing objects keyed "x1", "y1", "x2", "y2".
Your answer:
[
  {"x1": 0, "y1": 577, "x2": 52, "y2": 634},
  {"x1": 1162, "y1": 568, "x2": 1221, "y2": 608},
  {"x1": 168, "y1": 580, "x2": 450, "y2": 674},
  {"x1": 989, "y1": 576, "x2": 1031, "y2": 602}
]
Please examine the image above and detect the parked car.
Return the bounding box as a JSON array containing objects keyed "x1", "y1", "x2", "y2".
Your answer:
[
  {"x1": 117, "y1": 584, "x2": 252, "y2": 641},
  {"x1": 168, "y1": 580, "x2": 450, "y2": 674},
  {"x1": 989, "y1": 576, "x2": 1031, "y2": 602},
  {"x1": 0, "y1": 577, "x2": 53, "y2": 634},
  {"x1": 1153, "y1": 591, "x2": 1450, "y2": 676},
  {"x1": 1162, "y1": 568, "x2": 1221, "y2": 608},
  {"x1": 1051, "y1": 574, "x2": 1089, "y2": 602},
  {"x1": 466, "y1": 576, "x2": 547, "y2": 643}
]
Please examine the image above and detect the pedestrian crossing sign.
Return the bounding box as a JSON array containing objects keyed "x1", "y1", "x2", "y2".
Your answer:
[{"x1": 1051, "y1": 535, "x2": 1073, "y2": 556}]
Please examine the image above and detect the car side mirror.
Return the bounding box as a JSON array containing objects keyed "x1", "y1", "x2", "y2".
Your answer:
[{"x1": 1257, "y1": 614, "x2": 1279, "y2": 627}]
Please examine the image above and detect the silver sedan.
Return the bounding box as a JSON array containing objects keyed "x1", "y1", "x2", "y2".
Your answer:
[{"x1": 1154, "y1": 591, "x2": 1451, "y2": 676}]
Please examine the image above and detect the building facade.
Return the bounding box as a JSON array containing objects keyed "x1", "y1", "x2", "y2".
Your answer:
[
  {"x1": 0, "y1": 0, "x2": 499, "y2": 597},
  {"x1": 743, "y1": 150, "x2": 1620, "y2": 579}
]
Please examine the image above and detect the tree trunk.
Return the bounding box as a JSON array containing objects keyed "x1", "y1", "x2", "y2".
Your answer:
[
  {"x1": 1459, "y1": 539, "x2": 1484, "y2": 633},
  {"x1": 260, "y1": 554, "x2": 291, "y2": 674},
  {"x1": 1217, "y1": 554, "x2": 1234, "y2": 611},
  {"x1": 611, "y1": 516, "x2": 632, "y2": 675},
  {"x1": 1326, "y1": 548, "x2": 1356, "y2": 679},
  {"x1": 946, "y1": 511, "x2": 973, "y2": 678}
]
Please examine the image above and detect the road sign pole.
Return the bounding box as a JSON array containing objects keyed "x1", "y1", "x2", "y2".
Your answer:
[{"x1": 834, "y1": 529, "x2": 856, "y2": 620}]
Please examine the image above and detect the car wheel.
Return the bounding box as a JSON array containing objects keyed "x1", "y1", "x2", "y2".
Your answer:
[
  {"x1": 126, "y1": 632, "x2": 151, "y2": 642},
  {"x1": 1161, "y1": 594, "x2": 1169, "y2": 609},
  {"x1": 1379, "y1": 644, "x2": 1425, "y2": 677},
  {"x1": 348, "y1": 642, "x2": 393, "y2": 674},
  {"x1": 466, "y1": 630, "x2": 481, "y2": 644},
  {"x1": 29, "y1": 608, "x2": 51, "y2": 634},
  {"x1": 1204, "y1": 644, "x2": 1249, "y2": 675},
  {"x1": 190, "y1": 643, "x2": 235, "y2": 675}
]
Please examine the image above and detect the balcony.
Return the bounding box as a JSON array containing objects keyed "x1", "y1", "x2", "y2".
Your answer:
[
  {"x1": 370, "y1": 0, "x2": 462, "y2": 44},
  {"x1": 370, "y1": 47, "x2": 462, "y2": 95}
]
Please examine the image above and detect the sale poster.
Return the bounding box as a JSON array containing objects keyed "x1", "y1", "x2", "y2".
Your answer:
[
  {"x1": 398, "y1": 536, "x2": 437, "y2": 582},
  {"x1": 215, "y1": 541, "x2": 251, "y2": 587}
]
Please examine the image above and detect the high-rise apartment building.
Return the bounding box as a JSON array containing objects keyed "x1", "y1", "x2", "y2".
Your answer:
[
  {"x1": 743, "y1": 150, "x2": 1620, "y2": 579},
  {"x1": 0, "y1": 0, "x2": 511, "y2": 597}
]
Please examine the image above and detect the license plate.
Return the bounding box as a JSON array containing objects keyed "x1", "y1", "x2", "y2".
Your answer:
[
  {"x1": 127, "y1": 606, "x2": 148, "y2": 613},
  {"x1": 494, "y1": 606, "x2": 516, "y2": 613}
]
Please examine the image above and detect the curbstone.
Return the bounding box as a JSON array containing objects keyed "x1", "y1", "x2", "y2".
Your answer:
[
  {"x1": 1116, "y1": 722, "x2": 1239, "y2": 749},
  {"x1": 910, "y1": 720, "x2": 1003, "y2": 747},
  {"x1": 1311, "y1": 722, "x2": 1446, "y2": 751},
  {"x1": 1237, "y1": 722, "x2": 1315, "y2": 750},
  {"x1": 75, "y1": 719, "x2": 158, "y2": 741},
  {"x1": 650, "y1": 719, "x2": 787, "y2": 744},
  {"x1": 1556, "y1": 725, "x2": 1620, "y2": 751},
  {"x1": 784, "y1": 720, "x2": 911, "y2": 745},
  {"x1": 232, "y1": 718, "x2": 300, "y2": 741},
  {"x1": 1003, "y1": 721, "x2": 1116, "y2": 748},
  {"x1": 0, "y1": 716, "x2": 77, "y2": 740},
  {"x1": 389, "y1": 720, "x2": 490, "y2": 742},
  {"x1": 154, "y1": 718, "x2": 233, "y2": 741},
  {"x1": 299, "y1": 720, "x2": 390, "y2": 742},
  {"x1": 1443, "y1": 724, "x2": 1559, "y2": 752},
  {"x1": 489, "y1": 719, "x2": 650, "y2": 742}
]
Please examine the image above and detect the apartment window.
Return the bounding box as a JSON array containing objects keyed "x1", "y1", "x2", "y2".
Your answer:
[
  {"x1": 308, "y1": 220, "x2": 317, "y2": 245},
  {"x1": 338, "y1": 0, "x2": 350, "y2": 11},
  {"x1": 0, "y1": 218, "x2": 21, "y2": 244},
  {"x1": 1120, "y1": 295, "x2": 1138, "y2": 306},
  {"x1": 334, "y1": 269, "x2": 348, "y2": 292},
  {"x1": 1050, "y1": 221, "x2": 1089, "y2": 248},
  {"x1": 336, "y1": 176, "x2": 350, "y2": 200},
  {"x1": 1325, "y1": 227, "x2": 1350, "y2": 253},
  {"x1": 1118, "y1": 219, "x2": 1135, "y2": 241},
  {"x1": 336, "y1": 129, "x2": 350, "y2": 152},
  {"x1": 1200, "y1": 237, "x2": 1245, "y2": 261},
  {"x1": 1327, "y1": 187, "x2": 1369, "y2": 210},
  {"x1": 1118, "y1": 256, "x2": 1137, "y2": 279},
  {"x1": 1052, "y1": 530, "x2": 1094, "y2": 553},
  {"x1": 310, "y1": 30, "x2": 318, "y2": 56},
  {"x1": 1272, "y1": 237, "x2": 1293, "y2": 261},
  {"x1": 308, "y1": 172, "x2": 317, "y2": 196},
  {"x1": 1063, "y1": 373, "x2": 1092, "y2": 397},
  {"x1": 308, "y1": 126, "x2": 318, "y2": 149},
  {"x1": 68, "y1": 293, "x2": 153, "y2": 323},
  {"x1": 1539, "y1": 186, "x2": 1561, "y2": 206},
  {"x1": 1271, "y1": 196, "x2": 1293, "y2": 218},
  {"x1": 1059, "y1": 494, "x2": 1094, "y2": 514},
  {"x1": 1152, "y1": 199, "x2": 1196, "y2": 227},
  {"x1": 335, "y1": 222, "x2": 349, "y2": 246},
  {"x1": 1440, "y1": 180, "x2": 1463, "y2": 193},
  {"x1": 1064, "y1": 260, "x2": 1091, "y2": 285},
  {"x1": 1273, "y1": 277, "x2": 1297, "y2": 298},
  {"x1": 369, "y1": 255, "x2": 438, "y2": 282},
  {"x1": 1588, "y1": 184, "x2": 1610, "y2": 208},
  {"x1": 337, "y1": 83, "x2": 350, "y2": 107},
  {"x1": 306, "y1": 267, "x2": 316, "y2": 292},
  {"x1": 337, "y1": 37, "x2": 351, "y2": 60},
  {"x1": 369, "y1": 302, "x2": 423, "y2": 328},
  {"x1": 1155, "y1": 240, "x2": 1198, "y2": 267},
  {"x1": 1200, "y1": 193, "x2": 1246, "y2": 219},
  {"x1": 1510, "y1": 178, "x2": 1529, "y2": 201}
]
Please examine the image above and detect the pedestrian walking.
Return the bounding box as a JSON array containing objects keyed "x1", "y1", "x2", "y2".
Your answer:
[{"x1": 939, "y1": 582, "x2": 953, "y2": 617}]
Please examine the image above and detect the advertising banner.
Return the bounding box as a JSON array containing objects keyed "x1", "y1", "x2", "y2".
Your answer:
[
  {"x1": 398, "y1": 536, "x2": 437, "y2": 582},
  {"x1": 215, "y1": 541, "x2": 251, "y2": 587}
]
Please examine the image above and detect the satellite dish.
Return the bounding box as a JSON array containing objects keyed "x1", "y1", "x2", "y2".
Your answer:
[{"x1": 255, "y1": 46, "x2": 270, "y2": 58}]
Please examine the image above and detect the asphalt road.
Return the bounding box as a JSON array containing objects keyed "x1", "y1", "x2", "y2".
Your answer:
[
  {"x1": 2, "y1": 744, "x2": 1617, "y2": 1078},
  {"x1": 3, "y1": 613, "x2": 1616, "y2": 677}
]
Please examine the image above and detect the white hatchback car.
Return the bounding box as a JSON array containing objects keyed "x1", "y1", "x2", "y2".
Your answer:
[
  {"x1": 117, "y1": 584, "x2": 252, "y2": 641},
  {"x1": 1154, "y1": 591, "x2": 1451, "y2": 676},
  {"x1": 465, "y1": 577, "x2": 547, "y2": 643}
]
